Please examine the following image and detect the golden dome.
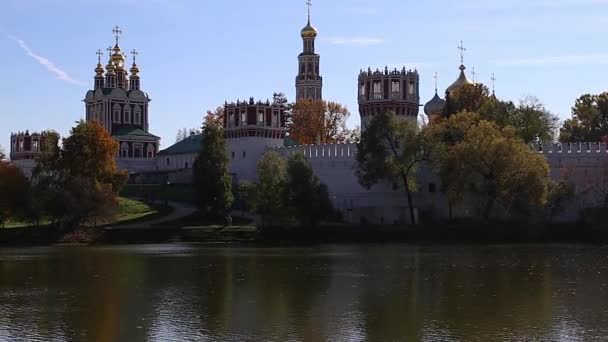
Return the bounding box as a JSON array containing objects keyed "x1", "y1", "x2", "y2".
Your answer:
[
  {"x1": 106, "y1": 61, "x2": 116, "y2": 75},
  {"x1": 301, "y1": 20, "x2": 317, "y2": 38},
  {"x1": 446, "y1": 65, "x2": 472, "y2": 93},
  {"x1": 130, "y1": 63, "x2": 140, "y2": 76},
  {"x1": 95, "y1": 63, "x2": 104, "y2": 76}
]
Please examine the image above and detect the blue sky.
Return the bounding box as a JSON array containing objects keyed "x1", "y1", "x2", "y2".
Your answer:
[{"x1": 3, "y1": 0, "x2": 608, "y2": 152}]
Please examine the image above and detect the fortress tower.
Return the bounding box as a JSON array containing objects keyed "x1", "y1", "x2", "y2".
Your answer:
[
  {"x1": 295, "y1": 1, "x2": 322, "y2": 101},
  {"x1": 358, "y1": 67, "x2": 420, "y2": 130},
  {"x1": 224, "y1": 98, "x2": 287, "y2": 181}
]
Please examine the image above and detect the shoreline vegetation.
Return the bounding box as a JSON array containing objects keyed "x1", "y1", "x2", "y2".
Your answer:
[{"x1": 2, "y1": 210, "x2": 608, "y2": 246}]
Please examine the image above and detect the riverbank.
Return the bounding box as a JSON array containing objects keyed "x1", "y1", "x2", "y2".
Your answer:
[{"x1": 2, "y1": 221, "x2": 608, "y2": 246}]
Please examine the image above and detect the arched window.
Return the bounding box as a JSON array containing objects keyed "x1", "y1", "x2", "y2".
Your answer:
[
  {"x1": 124, "y1": 105, "x2": 132, "y2": 124},
  {"x1": 241, "y1": 110, "x2": 247, "y2": 125},
  {"x1": 134, "y1": 106, "x2": 142, "y2": 125},
  {"x1": 133, "y1": 143, "x2": 143, "y2": 158},
  {"x1": 147, "y1": 144, "x2": 155, "y2": 158},
  {"x1": 272, "y1": 110, "x2": 279, "y2": 128},
  {"x1": 120, "y1": 142, "x2": 129, "y2": 158},
  {"x1": 373, "y1": 81, "x2": 382, "y2": 99},
  {"x1": 113, "y1": 104, "x2": 121, "y2": 123},
  {"x1": 258, "y1": 110, "x2": 264, "y2": 126}
]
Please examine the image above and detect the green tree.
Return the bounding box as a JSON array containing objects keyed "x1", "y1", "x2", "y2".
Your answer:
[
  {"x1": 193, "y1": 124, "x2": 234, "y2": 221},
  {"x1": 560, "y1": 93, "x2": 608, "y2": 143},
  {"x1": 436, "y1": 113, "x2": 550, "y2": 220},
  {"x1": 509, "y1": 96, "x2": 558, "y2": 143},
  {"x1": 356, "y1": 112, "x2": 436, "y2": 224},
  {"x1": 444, "y1": 83, "x2": 491, "y2": 117},
  {"x1": 239, "y1": 151, "x2": 287, "y2": 227},
  {"x1": 283, "y1": 153, "x2": 324, "y2": 227},
  {"x1": 0, "y1": 162, "x2": 28, "y2": 227}
]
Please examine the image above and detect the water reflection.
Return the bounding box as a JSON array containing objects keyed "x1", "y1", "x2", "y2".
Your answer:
[{"x1": 1, "y1": 244, "x2": 607, "y2": 341}]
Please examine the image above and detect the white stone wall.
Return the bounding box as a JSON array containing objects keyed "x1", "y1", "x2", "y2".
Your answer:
[
  {"x1": 11, "y1": 159, "x2": 36, "y2": 180},
  {"x1": 155, "y1": 153, "x2": 198, "y2": 172},
  {"x1": 226, "y1": 137, "x2": 285, "y2": 181}
]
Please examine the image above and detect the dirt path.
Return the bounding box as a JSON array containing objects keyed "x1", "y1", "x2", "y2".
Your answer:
[{"x1": 115, "y1": 201, "x2": 197, "y2": 229}]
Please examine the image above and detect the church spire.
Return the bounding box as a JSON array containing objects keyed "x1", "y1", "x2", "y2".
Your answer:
[
  {"x1": 296, "y1": 0, "x2": 322, "y2": 101},
  {"x1": 94, "y1": 49, "x2": 105, "y2": 89},
  {"x1": 129, "y1": 49, "x2": 141, "y2": 91}
]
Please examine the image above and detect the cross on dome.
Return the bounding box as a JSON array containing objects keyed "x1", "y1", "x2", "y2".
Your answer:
[
  {"x1": 458, "y1": 40, "x2": 467, "y2": 66},
  {"x1": 471, "y1": 67, "x2": 476, "y2": 83},
  {"x1": 96, "y1": 49, "x2": 103, "y2": 64},
  {"x1": 306, "y1": 0, "x2": 312, "y2": 22},
  {"x1": 491, "y1": 73, "x2": 497, "y2": 94},
  {"x1": 131, "y1": 49, "x2": 139, "y2": 64},
  {"x1": 112, "y1": 25, "x2": 122, "y2": 45}
]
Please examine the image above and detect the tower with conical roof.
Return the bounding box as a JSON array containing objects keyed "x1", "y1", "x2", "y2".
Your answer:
[{"x1": 295, "y1": 0, "x2": 323, "y2": 101}]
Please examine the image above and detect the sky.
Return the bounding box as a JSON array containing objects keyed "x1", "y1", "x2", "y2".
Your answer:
[{"x1": 3, "y1": 0, "x2": 608, "y2": 153}]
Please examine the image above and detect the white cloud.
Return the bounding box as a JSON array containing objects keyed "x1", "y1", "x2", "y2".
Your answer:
[
  {"x1": 324, "y1": 36, "x2": 384, "y2": 46},
  {"x1": 495, "y1": 53, "x2": 608, "y2": 66},
  {"x1": 8, "y1": 35, "x2": 84, "y2": 85}
]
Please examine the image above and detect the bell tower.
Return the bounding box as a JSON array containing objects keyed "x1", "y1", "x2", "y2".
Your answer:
[{"x1": 295, "y1": 0, "x2": 322, "y2": 101}]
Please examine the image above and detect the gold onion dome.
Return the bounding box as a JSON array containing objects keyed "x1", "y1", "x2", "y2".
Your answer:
[
  {"x1": 446, "y1": 65, "x2": 472, "y2": 93},
  {"x1": 106, "y1": 60, "x2": 116, "y2": 75},
  {"x1": 130, "y1": 63, "x2": 140, "y2": 76},
  {"x1": 301, "y1": 20, "x2": 317, "y2": 38},
  {"x1": 95, "y1": 63, "x2": 104, "y2": 76}
]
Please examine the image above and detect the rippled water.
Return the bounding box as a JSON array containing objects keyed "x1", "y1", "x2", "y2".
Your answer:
[{"x1": 1, "y1": 244, "x2": 608, "y2": 341}]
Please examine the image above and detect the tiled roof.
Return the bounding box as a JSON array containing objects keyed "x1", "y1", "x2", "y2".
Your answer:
[
  {"x1": 158, "y1": 134, "x2": 203, "y2": 156},
  {"x1": 112, "y1": 127, "x2": 160, "y2": 139}
]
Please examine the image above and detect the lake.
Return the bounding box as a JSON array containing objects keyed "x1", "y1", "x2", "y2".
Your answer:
[{"x1": 1, "y1": 244, "x2": 607, "y2": 341}]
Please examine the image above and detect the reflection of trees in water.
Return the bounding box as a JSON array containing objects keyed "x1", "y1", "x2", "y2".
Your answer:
[
  {"x1": 0, "y1": 247, "x2": 154, "y2": 341},
  {"x1": 2, "y1": 246, "x2": 608, "y2": 341}
]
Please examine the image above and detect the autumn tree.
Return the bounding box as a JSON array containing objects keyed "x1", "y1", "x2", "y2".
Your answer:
[
  {"x1": 193, "y1": 124, "x2": 234, "y2": 222},
  {"x1": 204, "y1": 106, "x2": 225, "y2": 129},
  {"x1": 435, "y1": 113, "x2": 550, "y2": 220},
  {"x1": 0, "y1": 162, "x2": 28, "y2": 227},
  {"x1": 290, "y1": 100, "x2": 352, "y2": 144},
  {"x1": 356, "y1": 112, "x2": 437, "y2": 224},
  {"x1": 61, "y1": 121, "x2": 126, "y2": 190},
  {"x1": 560, "y1": 93, "x2": 608, "y2": 143}
]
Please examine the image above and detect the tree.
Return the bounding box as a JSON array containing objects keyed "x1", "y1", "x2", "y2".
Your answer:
[
  {"x1": 193, "y1": 124, "x2": 234, "y2": 221},
  {"x1": 239, "y1": 151, "x2": 287, "y2": 227},
  {"x1": 33, "y1": 130, "x2": 61, "y2": 177},
  {"x1": 356, "y1": 112, "x2": 437, "y2": 224},
  {"x1": 61, "y1": 121, "x2": 126, "y2": 189},
  {"x1": 0, "y1": 162, "x2": 28, "y2": 227},
  {"x1": 204, "y1": 106, "x2": 225, "y2": 129},
  {"x1": 273, "y1": 92, "x2": 293, "y2": 128},
  {"x1": 560, "y1": 93, "x2": 608, "y2": 143},
  {"x1": 176, "y1": 128, "x2": 202, "y2": 143},
  {"x1": 444, "y1": 83, "x2": 491, "y2": 117},
  {"x1": 283, "y1": 153, "x2": 325, "y2": 227},
  {"x1": 436, "y1": 113, "x2": 550, "y2": 220},
  {"x1": 509, "y1": 96, "x2": 558, "y2": 143},
  {"x1": 290, "y1": 100, "x2": 352, "y2": 144},
  {"x1": 445, "y1": 84, "x2": 558, "y2": 144},
  {"x1": 0, "y1": 146, "x2": 5, "y2": 161}
]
